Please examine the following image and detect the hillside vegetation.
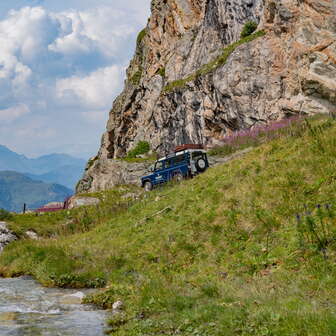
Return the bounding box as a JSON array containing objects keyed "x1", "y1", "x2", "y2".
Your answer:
[{"x1": 1, "y1": 115, "x2": 336, "y2": 335}]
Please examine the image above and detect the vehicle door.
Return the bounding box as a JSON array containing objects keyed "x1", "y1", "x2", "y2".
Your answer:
[
  {"x1": 153, "y1": 161, "x2": 166, "y2": 185},
  {"x1": 170, "y1": 154, "x2": 188, "y2": 179}
]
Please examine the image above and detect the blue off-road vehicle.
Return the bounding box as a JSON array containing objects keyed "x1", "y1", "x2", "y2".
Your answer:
[{"x1": 141, "y1": 145, "x2": 209, "y2": 191}]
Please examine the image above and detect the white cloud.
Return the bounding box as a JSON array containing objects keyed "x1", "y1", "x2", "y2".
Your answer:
[
  {"x1": 56, "y1": 65, "x2": 124, "y2": 109},
  {"x1": 0, "y1": 1, "x2": 150, "y2": 157},
  {"x1": 0, "y1": 104, "x2": 30, "y2": 123}
]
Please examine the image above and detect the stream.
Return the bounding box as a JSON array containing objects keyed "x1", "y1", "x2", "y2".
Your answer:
[{"x1": 0, "y1": 277, "x2": 107, "y2": 336}]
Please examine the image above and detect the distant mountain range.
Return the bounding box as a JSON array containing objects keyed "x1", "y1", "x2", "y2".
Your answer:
[
  {"x1": 0, "y1": 171, "x2": 73, "y2": 212},
  {"x1": 0, "y1": 145, "x2": 86, "y2": 189}
]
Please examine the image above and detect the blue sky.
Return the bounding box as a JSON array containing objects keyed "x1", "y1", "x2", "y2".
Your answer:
[{"x1": 0, "y1": 0, "x2": 150, "y2": 159}]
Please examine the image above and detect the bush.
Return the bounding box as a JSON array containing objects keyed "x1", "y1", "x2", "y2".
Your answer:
[
  {"x1": 137, "y1": 28, "x2": 147, "y2": 46},
  {"x1": 130, "y1": 69, "x2": 143, "y2": 86},
  {"x1": 241, "y1": 21, "x2": 258, "y2": 38},
  {"x1": 0, "y1": 209, "x2": 13, "y2": 221},
  {"x1": 127, "y1": 141, "x2": 150, "y2": 159},
  {"x1": 157, "y1": 67, "x2": 166, "y2": 77},
  {"x1": 296, "y1": 204, "x2": 336, "y2": 258}
]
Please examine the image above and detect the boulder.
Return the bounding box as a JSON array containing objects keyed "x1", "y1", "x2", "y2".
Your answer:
[
  {"x1": 25, "y1": 230, "x2": 39, "y2": 240},
  {"x1": 112, "y1": 300, "x2": 124, "y2": 312},
  {"x1": 67, "y1": 196, "x2": 100, "y2": 209}
]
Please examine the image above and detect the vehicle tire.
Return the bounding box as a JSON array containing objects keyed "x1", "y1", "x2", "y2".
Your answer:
[
  {"x1": 144, "y1": 181, "x2": 153, "y2": 192},
  {"x1": 195, "y1": 158, "x2": 207, "y2": 172},
  {"x1": 173, "y1": 172, "x2": 183, "y2": 183}
]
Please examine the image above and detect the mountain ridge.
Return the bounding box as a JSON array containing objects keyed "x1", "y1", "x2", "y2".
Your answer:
[
  {"x1": 0, "y1": 145, "x2": 86, "y2": 189},
  {"x1": 0, "y1": 170, "x2": 73, "y2": 212}
]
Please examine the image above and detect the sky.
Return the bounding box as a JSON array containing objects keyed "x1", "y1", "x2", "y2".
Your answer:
[{"x1": 0, "y1": 0, "x2": 150, "y2": 159}]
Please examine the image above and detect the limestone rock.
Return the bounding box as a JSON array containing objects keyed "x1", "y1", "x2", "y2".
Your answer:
[
  {"x1": 25, "y1": 230, "x2": 39, "y2": 240},
  {"x1": 67, "y1": 196, "x2": 100, "y2": 209},
  {"x1": 78, "y1": 0, "x2": 336, "y2": 193},
  {"x1": 112, "y1": 300, "x2": 124, "y2": 312}
]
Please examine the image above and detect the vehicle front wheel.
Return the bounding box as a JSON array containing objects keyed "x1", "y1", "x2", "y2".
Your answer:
[{"x1": 144, "y1": 181, "x2": 153, "y2": 192}]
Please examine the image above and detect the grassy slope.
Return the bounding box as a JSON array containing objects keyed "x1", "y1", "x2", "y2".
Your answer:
[{"x1": 1, "y1": 116, "x2": 336, "y2": 335}]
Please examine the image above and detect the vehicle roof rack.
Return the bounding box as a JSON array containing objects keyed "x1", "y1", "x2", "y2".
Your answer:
[{"x1": 174, "y1": 144, "x2": 204, "y2": 152}]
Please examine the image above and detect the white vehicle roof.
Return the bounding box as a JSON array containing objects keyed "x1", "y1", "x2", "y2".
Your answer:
[{"x1": 158, "y1": 149, "x2": 207, "y2": 162}]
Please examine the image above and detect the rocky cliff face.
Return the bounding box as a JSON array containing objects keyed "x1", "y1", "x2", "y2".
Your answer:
[{"x1": 77, "y1": 0, "x2": 336, "y2": 193}]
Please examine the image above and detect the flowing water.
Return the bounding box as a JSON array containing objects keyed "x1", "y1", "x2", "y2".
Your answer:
[{"x1": 0, "y1": 277, "x2": 107, "y2": 336}]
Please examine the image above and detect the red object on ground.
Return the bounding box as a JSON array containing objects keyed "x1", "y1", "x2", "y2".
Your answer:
[
  {"x1": 35, "y1": 207, "x2": 65, "y2": 213},
  {"x1": 35, "y1": 196, "x2": 72, "y2": 213},
  {"x1": 174, "y1": 144, "x2": 205, "y2": 152}
]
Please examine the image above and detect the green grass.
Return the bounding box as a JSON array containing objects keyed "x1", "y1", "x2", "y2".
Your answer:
[
  {"x1": 163, "y1": 30, "x2": 266, "y2": 93},
  {"x1": 1, "y1": 115, "x2": 336, "y2": 335},
  {"x1": 121, "y1": 153, "x2": 157, "y2": 163},
  {"x1": 6, "y1": 186, "x2": 142, "y2": 239}
]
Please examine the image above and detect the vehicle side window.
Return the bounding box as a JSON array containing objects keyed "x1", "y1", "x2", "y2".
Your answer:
[
  {"x1": 192, "y1": 152, "x2": 204, "y2": 160},
  {"x1": 165, "y1": 159, "x2": 172, "y2": 168},
  {"x1": 172, "y1": 154, "x2": 186, "y2": 166},
  {"x1": 155, "y1": 161, "x2": 164, "y2": 171}
]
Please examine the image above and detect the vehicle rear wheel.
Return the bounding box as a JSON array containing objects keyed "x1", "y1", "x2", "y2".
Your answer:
[
  {"x1": 144, "y1": 181, "x2": 153, "y2": 192},
  {"x1": 195, "y1": 158, "x2": 207, "y2": 172}
]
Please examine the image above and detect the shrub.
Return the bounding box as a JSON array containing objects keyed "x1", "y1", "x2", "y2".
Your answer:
[
  {"x1": 0, "y1": 209, "x2": 13, "y2": 221},
  {"x1": 137, "y1": 28, "x2": 147, "y2": 46},
  {"x1": 130, "y1": 69, "x2": 143, "y2": 86},
  {"x1": 296, "y1": 204, "x2": 336, "y2": 258},
  {"x1": 241, "y1": 21, "x2": 258, "y2": 38},
  {"x1": 208, "y1": 116, "x2": 304, "y2": 157},
  {"x1": 127, "y1": 141, "x2": 150, "y2": 159},
  {"x1": 157, "y1": 67, "x2": 166, "y2": 77}
]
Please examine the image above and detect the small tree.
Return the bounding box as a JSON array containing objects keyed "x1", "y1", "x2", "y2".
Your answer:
[{"x1": 241, "y1": 21, "x2": 258, "y2": 38}]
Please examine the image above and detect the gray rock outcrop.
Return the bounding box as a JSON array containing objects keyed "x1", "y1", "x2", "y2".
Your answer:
[
  {"x1": 67, "y1": 196, "x2": 101, "y2": 209},
  {"x1": 0, "y1": 222, "x2": 16, "y2": 254},
  {"x1": 77, "y1": 0, "x2": 336, "y2": 193}
]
